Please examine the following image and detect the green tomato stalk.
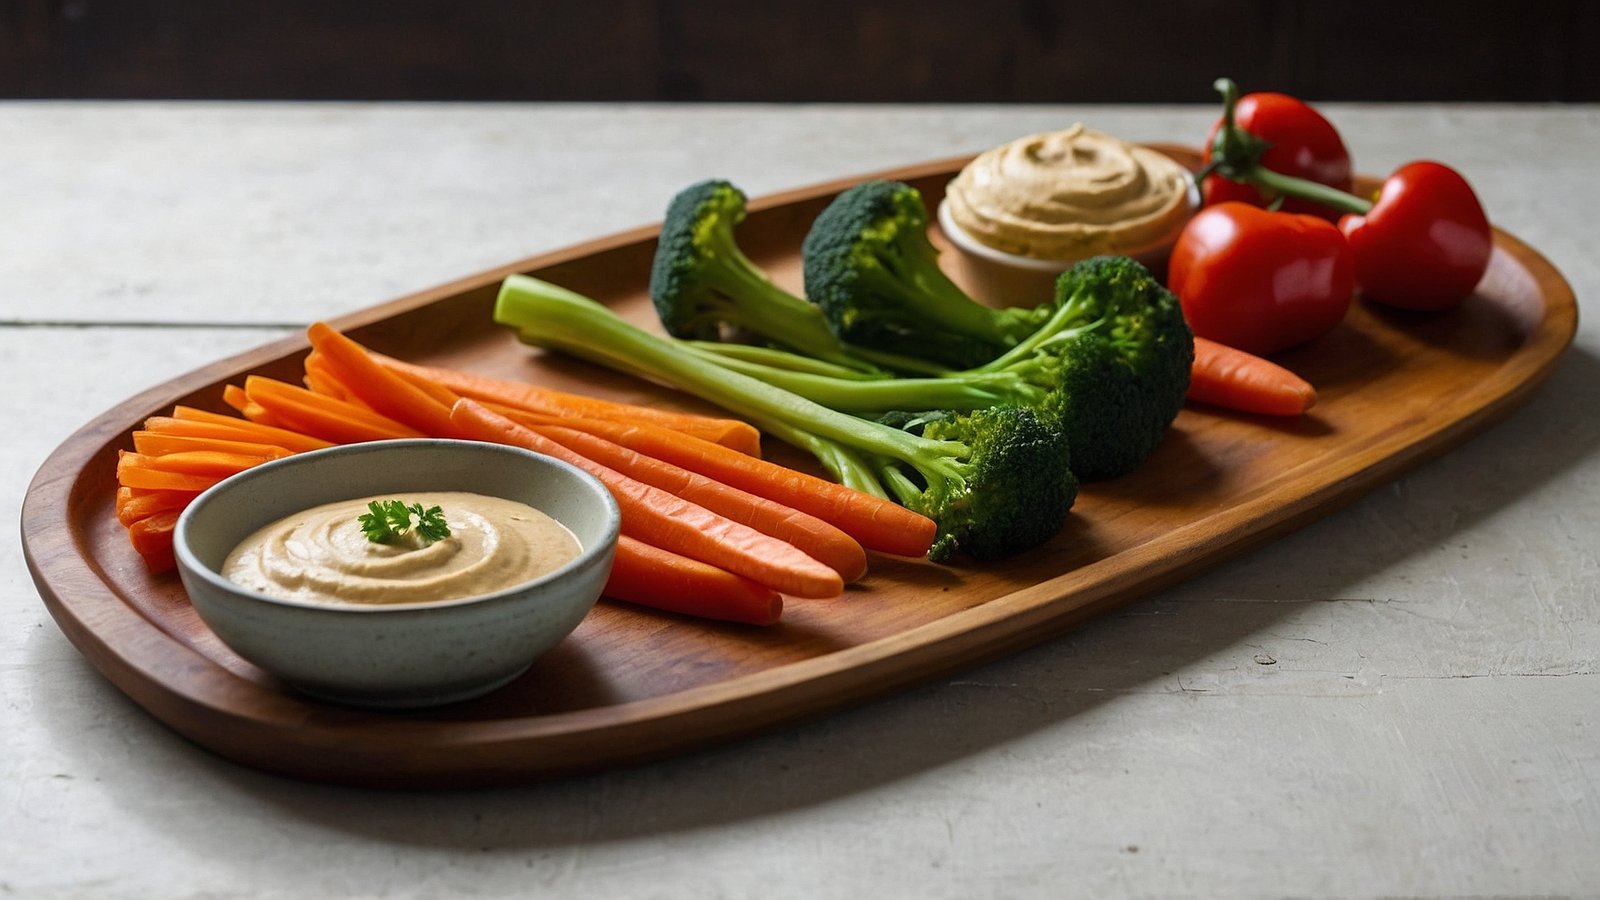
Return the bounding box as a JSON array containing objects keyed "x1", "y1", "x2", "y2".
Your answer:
[{"x1": 1207, "y1": 78, "x2": 1372, "y2": 216}]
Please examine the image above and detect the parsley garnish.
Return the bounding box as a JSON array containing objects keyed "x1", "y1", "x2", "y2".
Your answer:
[{"x1": 358, "y1": 500, "x2": 451, "y2": 545}]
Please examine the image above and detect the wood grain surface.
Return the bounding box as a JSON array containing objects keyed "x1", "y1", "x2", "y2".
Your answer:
[{"x1": 20, "y1": 148, "x2": 1578, "y2": 787}]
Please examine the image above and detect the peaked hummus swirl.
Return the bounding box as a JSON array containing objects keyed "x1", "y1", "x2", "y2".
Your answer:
[{"x1": 945, "y1": 124, "x2": 1193, "y2": 260}]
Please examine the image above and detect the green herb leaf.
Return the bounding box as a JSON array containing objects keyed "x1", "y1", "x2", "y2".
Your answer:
[
  {"x1": 357, "y1": 499, "x2": 451, "y2": 545},
  {"x1": 411, "y1": 503, "x2": 451, "y2": 542}
]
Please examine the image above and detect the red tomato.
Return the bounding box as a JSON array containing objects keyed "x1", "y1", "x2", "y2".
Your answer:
[
  {"x1": 1203, "y1": 92, "x2": 1353, "y2": 220},
  {"x1": 1168, "y1": 202, "x2": 1356, "y2": 356},
  {"x1": 1338, "y1": 161, "x2": 1493, "y2": 311}
]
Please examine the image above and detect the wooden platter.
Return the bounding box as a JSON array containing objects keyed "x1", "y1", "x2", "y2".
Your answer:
[{"x1": 22, "y1": 148, "x2": 1578, "y2": 788}]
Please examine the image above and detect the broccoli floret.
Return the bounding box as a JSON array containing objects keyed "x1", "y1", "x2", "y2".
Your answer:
[
  {"x1": 648, "y1": 179, "x2": 949, "y2": 377},
  {"x1": 649, "y1": 179, "x2": 865, "y2": 368},
  {"x1": 801, "y1": 180, "x2": 1050, "y2": 370},
  {"x1": 682, "y1": 255, "x2": 1193, "y2": 481},
  {"x1": 979, "y1": 256, "x2": 1194, "y2": 479},
  {"x1": 907, "y1": 406, "x2": 1078, "y2": 562},
  {"x1": 495, "y1": 275, "x2": 1077, "y2": 563}
]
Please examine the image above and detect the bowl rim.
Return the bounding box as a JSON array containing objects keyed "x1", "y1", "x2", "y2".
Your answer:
[
  {"x1": 173, "y1": 438, "x2": 621, "y2": 615},
  {"x1": 935, "y1": 171, "x2": 1200, "y2": 270}
]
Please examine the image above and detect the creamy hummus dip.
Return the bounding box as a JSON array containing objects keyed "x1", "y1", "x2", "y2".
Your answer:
[
  {"x1": 944, "y1": 124, "x2": 1194, "y2": 260},
  {"x1": 223, "y1": 491, "x2": 580, "y2": 606}
]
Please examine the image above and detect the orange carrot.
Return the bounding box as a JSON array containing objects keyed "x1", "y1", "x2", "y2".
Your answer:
[
  {"x1": 220, "y1": 384, "x2": 287, "y2": 428},
  {"x1": 118, "y1": 448, "x2": 275, "y2": 478},
  {"x1": 531, "y1": 420, "x2": 867, "y2": 581},
  {"x1": 116, "y1": 487, "x2": 202, "y2": 527},
  {"x1": 1187, "y1": 336, "x2": 1318, "y2": 416},
  {"x1": 305, "y1": 323, "x2": 460, "y2": 437},
  {"x1": 116, "y1": 452, "x2": 226, "y2": 492},
  {"x1": 496, "y1": 406, "x2": 936, "y2": 558},
  {"x1": 375, "y1": 353, "x2": 764, "y2": 455},
  {"x1": 127, "y1": 510, "x2": 181, "y2": 573},
  {"x1": 118, "y1": 468, "x2": 218, "y2": 493},
  {"x1": 448, "y1": 397, "x2": 843, "y2": 599},
  {"x1": 147, "y1": 412, "x2": 334, "y2": 453},
  {"x1": 118, "y1": 402, "x2": 326, "y2": 574},
  {"x1": 220, "y1": 384, "x2": 253, "y2": 414},
  {"x1": 605, "y1": 536, "x2": 783, "y2": 625},
  {"x1": 313, "y1": 348, "x2": 457, "y2": 409},
  {"x1": 242, "y1": 375, "x2": 424, "y2": 443},
  {"x1": 131, "y1": 431, "x2": 294, "y2": 460},
  {"x1": 301, "y1": 358, "x2": 360, "y2": 405}
]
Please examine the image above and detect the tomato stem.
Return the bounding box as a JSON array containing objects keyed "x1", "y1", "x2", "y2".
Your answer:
[
  {"x1": 1247, "y1": 166, "x2": 1372, "y2": 216},
  {"x1": 1210, "y1": 77, "x2": 1372, "y2": 217}
]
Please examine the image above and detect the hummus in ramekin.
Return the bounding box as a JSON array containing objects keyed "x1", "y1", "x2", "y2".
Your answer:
[{"x1": 938, "y1": 124, "x2": 1197, "y2": 306}]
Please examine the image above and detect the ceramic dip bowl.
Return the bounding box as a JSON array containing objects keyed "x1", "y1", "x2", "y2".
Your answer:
[{"x1": 174, "y1": 439, "x2": 620, "y2": 709}]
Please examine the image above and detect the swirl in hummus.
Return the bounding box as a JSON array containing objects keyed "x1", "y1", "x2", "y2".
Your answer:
[
  {"x1": 945, "y1": 124, "x2": 1194, "y2": 260},
  {"x1": 222, "y1": 491, "x2": 580, "y2": 606}
]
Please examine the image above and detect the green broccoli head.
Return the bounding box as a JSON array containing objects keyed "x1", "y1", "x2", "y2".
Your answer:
[
  {"x1": 648, "y1": 179, "x2": 866, "y2": 364},
  {"x1": 649, "y1": 179, "x2": 750, "y2": 340},
  {"x1": 1018, "y1": 256, "x2": 1194, "y2": 480},
  {"x1": 899, "y1": 405, "x2": 1078, "y2": 563},
  {"x1": 801, "y1": 180, "x2": 1048, "y2": 370}
]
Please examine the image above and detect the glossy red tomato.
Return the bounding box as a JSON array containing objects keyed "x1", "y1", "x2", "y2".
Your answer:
[
  {"x1": 1338, "y1": 161, "x2": 1493, "y2": 311},
  {"x1": 1168, "y1": 202, "x2": 1356, "y2": 356},
  {"x1": 1203, "y1": 92, "x2": 1353, "y2": 220}
]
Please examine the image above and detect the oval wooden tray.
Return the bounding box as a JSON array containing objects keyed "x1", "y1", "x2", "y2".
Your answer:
[{"x1": 22, "y1": 148, "x2": 1578, "y2": 788}]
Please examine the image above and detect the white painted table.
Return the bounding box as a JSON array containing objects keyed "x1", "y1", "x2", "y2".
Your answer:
[{"x1": 5, "y1": 103, "x2": 1597, "y2": 898}]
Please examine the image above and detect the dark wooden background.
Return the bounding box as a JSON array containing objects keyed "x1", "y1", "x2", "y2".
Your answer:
[{"x1": 2, "y1": 0, "x2": 1595, "y2": 102}]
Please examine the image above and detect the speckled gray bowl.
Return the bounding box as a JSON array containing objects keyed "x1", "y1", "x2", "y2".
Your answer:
[{"x1": 174, "y1": 439, "x2": 619, "y2": 709}]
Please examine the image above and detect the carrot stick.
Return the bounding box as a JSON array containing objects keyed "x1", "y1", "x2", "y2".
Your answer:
[
  {"x1": 221, "y1": 384, "x2": 256, "y2": 414},
  {"x1": 131, "y1": 431, "x2": 294, "y2": 460},
  {"x1": 605, "y1": 536, "x2": 783, "y2": 625},
  {"x1": 375, "y1": 353, "x2": 764, "y2": 455},
  {"x1": 301, "y1": 357, "x2": 361, "y2": 405},
  {"x1": 220, "y1": 385, "x2": 289, "y2": 429},
  {"x1": 448, "y1": 397, "x2": 843, "y2": 599},
  {"x1": 317, "y1": 348, "x2": 457, "y2": 408},
  {"x1": 242, "y1": 375, "x2": 424, "y2": 443},
  {"x1": 116, "y1": 487, "x2": 202, "y2": 527},
  {"x1": 119, "y1": 449, "x2": 272, "y2": 478},
  {"x1": 127, "y1": 510, "x2": 181, "y2": 573},
  {"x1": 116, "y1": 453, "x2": 225, "y2": 492},
  {"x1": 147, "y1": 412, "x2": 334, "y2": 453},
  {"x1": 494, "y1": 406, "x2": 936, "y2": 558},
  {"x1": 531, "y1": 420, "x2": 867, "y2": 581},
  {"x1": 303, "y1": 350, "x2": 386, "y2": 413},
  {"x1": 1187, "y1": 336, "x2": 1318, "y2": 416},
  {"x1": 305, "y1": 323, "x2": 460, "y2": 437}
]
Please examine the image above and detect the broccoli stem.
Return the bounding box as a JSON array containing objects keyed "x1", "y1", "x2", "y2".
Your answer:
[
  {"x1": 756, "y1": 422, "x2": 889, "y2": 498},
  {"x1": 683, "y1": 341, "x2": 886, "y2": 380},
  {"x1": 698, "y1": 257, "x2": 877, "y2": 371},
  {"x1": 690, "y1": 257, "x2": 957, "y2": 378},
  {"x1": 839, "y1": 344, "x2": 956, "y2": 378},
  {"x1": 495, "y1": 275, "x2": 963, "y2": 469},
  {"x1": 973, "y1": 288, "x2": 1105, "y2": 374},
  {"x1": 875, "y1": 462, "x2": 929, "y2": 508},
  {"x1": 683, "y1": 234, "x2": 952, "y2": 378},
  {"x1": 685, "y1": 349, "x2": 1031, "y2": 413},
  {"x1": 684, "y1": 338, "x2": 954, "y2": 382},
  {"x1": 874, "y1": 236, "x2": 1031, "y2": 346}
]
